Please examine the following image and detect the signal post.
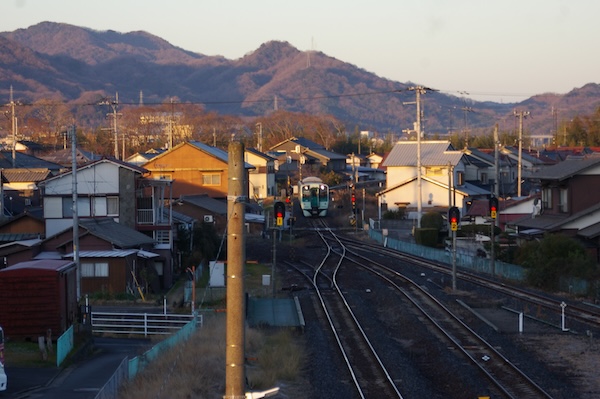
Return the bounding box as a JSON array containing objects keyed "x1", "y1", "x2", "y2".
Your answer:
[
  {"x1": 489, "y1": 196, "x2": 498, "y2": 278},
  {"x1": 448, "y1": 206, "x2": 460, "y2": 291}
]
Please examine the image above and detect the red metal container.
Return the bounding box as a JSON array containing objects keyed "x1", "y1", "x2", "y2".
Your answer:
[{"x1": 0, "y1": 260, "x2": 77, "y2": 339}]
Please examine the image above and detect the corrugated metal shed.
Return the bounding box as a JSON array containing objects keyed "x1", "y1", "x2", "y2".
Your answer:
[{"x1": 0, "y1": 260, "x2": 77, "y2": 338}]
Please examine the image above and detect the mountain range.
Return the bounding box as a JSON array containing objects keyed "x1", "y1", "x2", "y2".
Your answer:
[{"x1": 1, "y1": 21, "x2": 600, "y2": 137}]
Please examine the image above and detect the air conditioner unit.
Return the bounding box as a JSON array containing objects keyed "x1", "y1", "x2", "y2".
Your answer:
[{"x1": 203, "y1": 215, "x2": 214, "y2": 223}]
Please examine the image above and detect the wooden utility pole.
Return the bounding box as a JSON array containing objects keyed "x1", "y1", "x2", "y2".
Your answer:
[{"x1": 224, "y1": 141, "x2": 246, "y2": 399}]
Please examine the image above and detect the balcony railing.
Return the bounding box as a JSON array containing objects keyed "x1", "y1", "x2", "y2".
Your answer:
[{"x1": 137, "y1": 209, "x2": 170, "y2": 225}]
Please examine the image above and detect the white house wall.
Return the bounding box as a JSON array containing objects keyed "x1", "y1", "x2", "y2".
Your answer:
[
  {"x1": 387, "y1": 165, "x2": 460, "y2": 187},
  {"x1": 563, "y1": 209, "x2": 600, "y2": 230},
  {"x1": 44, "y1": 163, "x2": 120, "y2": 195},
  {"x1": 382, "y1": 180, "x2": 466, "y2": 212},
  {"x1": 46, "y1": 218, "x2": 72, "y2": 237}
]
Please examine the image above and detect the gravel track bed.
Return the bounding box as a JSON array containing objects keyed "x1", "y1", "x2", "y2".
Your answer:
[{"x1": 247, "y1": 230, "x2": 600, "y2": 399}]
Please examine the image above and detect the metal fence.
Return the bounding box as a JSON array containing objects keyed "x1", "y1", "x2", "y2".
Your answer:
[
  {"x1": 94, "y1": 313, "x2": 201, "y2": 399},
  {"x1": 91, "y1": 311, "x2": 195, "y2": 337},
  {"x1": 368, "y1": 226, "x2": 593, "y2": 295},
  {"x1": 56, "y1": 325, "x2": 74, "y2": 367}
]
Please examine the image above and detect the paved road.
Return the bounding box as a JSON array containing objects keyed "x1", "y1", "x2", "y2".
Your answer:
[{"x1": 3, "y1": 337, "x2": 151, "y2": 399}]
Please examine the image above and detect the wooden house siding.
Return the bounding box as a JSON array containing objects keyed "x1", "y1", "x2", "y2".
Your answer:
[
  {"x1": 0, "y1": 216, "x2": 44, "y2": 236},
  {"x1": 80, "y1": 257, "x2": 130, "y2": 294},
  {"x1": 143, "y1": 143, "x2": 229, "y2": 198}
]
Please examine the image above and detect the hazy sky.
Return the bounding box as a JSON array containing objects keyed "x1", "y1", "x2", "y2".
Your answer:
[{"x1": 1, "y1": 0, "x2": 598, "y2": 102}]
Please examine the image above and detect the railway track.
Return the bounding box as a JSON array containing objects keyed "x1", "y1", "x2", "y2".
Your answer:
[
  {"x1": 288, "y1": 218, "x2": 556, "y2": 398},
  {"x1": 338, "y1": 235, "x2": 600, "y2": 330},
  {"x1": 291, "y1": 219, "x2": 404, "y2": 398},
  {"x1": 333, "y1": 239, "x2": 555, "y2": 398}
]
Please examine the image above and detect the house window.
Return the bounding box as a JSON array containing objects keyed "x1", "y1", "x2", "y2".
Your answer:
[
  {"x1": 81, "y1": 262, "x2": 109, "y2": 277},
  {"x1": 155, "y1": 230, "x2": 171, "y2": 245},
  {"x1": 63, "y1": 197, "x2": 92, "y2": 217},
  {"x1": 154, "y1": 261, "x2": 164, "y2": 276},
  {"x1": 456, "y1": 171, "x2": 464, "y2": 186},
  {"x1": 559, "y1": 188, "x2": 568, "y2": 213},
  {"x1": 107, "y1": 196, "x2": 119, "y2": 216},
  {"x1": 425, "y1": 167, "x2": 443, "y2": 176},
  {"x1": 62, "y1": 197, "x2": 73, "y2": 217},
  {"x1": 202, "y1": 174, "x2": 221, "y2": 186},
  {"x1": 542, "y1": 187, "x2": 552, "y2": 210},
  {"x1": 480, "y1": 173, "x2": 488, "y2": 184}
]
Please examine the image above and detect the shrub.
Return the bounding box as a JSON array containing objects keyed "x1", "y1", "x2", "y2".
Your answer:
[{"x1": 415, "y1": 228, "x2": 439, "y2": 247}]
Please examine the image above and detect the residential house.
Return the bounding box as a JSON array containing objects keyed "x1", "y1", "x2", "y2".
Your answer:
[
  {"x1": 244, "y1": 148, "x2": 277, "y2": 200},
  {"x1": 269, "y1": 137, "x2": 347, "y2": 178},
  {"x1": 0, "y1": 150, "x2": 64, "y2": 173},
  {"x1": 39, "y1": 158, "x2": 147, "y2": 236},
  {"x1": 141, "y1": 141, "x2": 255, "y2": 200},
  {"x1": 378, "y1": 141, "x2": 491, "y2": 219},
  {"x1": 498, "y1": 146, "x2": 547, "y2": 196},
  {"x1": 2, "y1": 168, "x2": 52, "y2": 216},
  {"x1": 461, "y1": 147, "x2": 515, "y2": 195},
  {"x1": 511, "y1": 155, "x2": 600, "y2": 260},
  {"x1": 366, "y1": 153, "x2": 384, "y2": 169},
  {"x1": 464, "y1": 196, "x2": 539, "y2": 232},
  {"x1": 38, "y1": 147, "x2": 102, "y2": 168},
  {"x1": 0, "y1": 209, "x2": 45, "y2": 244},
  {"x1": 125, "y1": 148, "x2": 167, "y2": 166},
  {"x1": 0, "y1": 218, "x2": 165, "y2": 294},
  {"x1": 175, "y1": 194, "x2": 265, "y2": 236}
]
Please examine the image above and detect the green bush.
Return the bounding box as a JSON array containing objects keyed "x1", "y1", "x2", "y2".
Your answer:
[
  {"x1": 383, "y1": 209, "x2": 405, "y2": 220},
  {"x1": 415, "y1": 228, "x2": 439, "y2": 247},
  {"x1": 421, "y1": 211, "x2": 444, "y2": 230},
  {"x1": 515, "y1": 233, "x2": 597, "y2": 291}
]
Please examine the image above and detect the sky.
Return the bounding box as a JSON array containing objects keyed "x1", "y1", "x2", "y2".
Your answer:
[{"x1": 1, "y1": 0, "x2": 598, "y2": 103}]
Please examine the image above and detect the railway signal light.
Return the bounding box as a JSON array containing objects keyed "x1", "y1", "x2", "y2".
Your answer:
[
  {"x1": 448, "y1": 206, "x2": 460, "y2": 231},
  {"x1": 489, "y1": 196, "x2": 499, "y2": 220},
  {"x1": 351, "y1": 190, "x2": 356, "y2": 210},
  {"x1": 274, "y1": 201, "x2": 285, "y2": 227}
]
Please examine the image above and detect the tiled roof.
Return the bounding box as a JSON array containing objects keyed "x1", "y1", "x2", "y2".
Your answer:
[
  {"x1": 531, "y1": 156, "x2": 600, "y2": 181},
  {"x1": 180, "y1": 194, "x2": 227, "y2": 214},
  {"x1": 79, "y1": 218, "x2": 156, "y2": 248},
  {"x1": 187, "y1": 141, "x2": 255, "y2": 169},
  {"x1": 1, "y1": 168, "x2": 51, "y2": 182},
  {"x1": 0, "y1": 151, "x2": 63, "y2": 171}
]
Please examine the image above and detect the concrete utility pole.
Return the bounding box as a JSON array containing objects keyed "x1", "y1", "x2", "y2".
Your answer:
[
  {"x1": 70, "y1": 125, "x2": 80, "y2": 300},
  {"x1": 8, "y1": 86, "x2": 16, "y2": 168},
  {"x1": 100, "y1": 93, "x2": 121, "y2": 160},
  {"x1": 255, "y1": 122, "x2": 263, "y2": 152},
  {"x1": 407, "y1": 86, "x2": 435, "y2": 228},
  {"x1": 462, "y1": 106, "x2": 473, "y2": 148},
  {"x1": 224, "y1": 141, "x2": 247, "y2": 399},
  {"x1": 168, "y1": 98, "x2": 174, "y2": 150},
  {"x1": 514, "y1": 110, "x2": 530, "y2": 197},
  {"x1": 494, "y1": 124, "x2": 500, "y2": 198}
]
